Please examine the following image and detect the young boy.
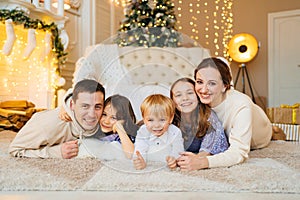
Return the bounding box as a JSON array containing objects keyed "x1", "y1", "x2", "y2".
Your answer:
[{"x1": 133, "y1": 94, "x2": 184, "y2": 170}]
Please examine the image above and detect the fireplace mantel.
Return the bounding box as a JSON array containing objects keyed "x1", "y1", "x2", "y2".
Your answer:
[{"x1": 0, "y1": 0, "x2": 69, "y2": 109}]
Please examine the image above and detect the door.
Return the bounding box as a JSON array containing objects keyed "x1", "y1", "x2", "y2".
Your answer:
[{"x1": 268, "y1": 9, "x2": 300, "y2": 107}]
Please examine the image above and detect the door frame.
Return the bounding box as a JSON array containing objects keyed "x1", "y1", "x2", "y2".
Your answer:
[{"x1": 268, "y1": 9, "x2": 300, "y2": 107}]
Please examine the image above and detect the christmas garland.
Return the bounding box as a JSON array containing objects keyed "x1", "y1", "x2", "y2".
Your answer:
[{"x1": 0, "y1": 9, "x2": 67, "y2": 66}]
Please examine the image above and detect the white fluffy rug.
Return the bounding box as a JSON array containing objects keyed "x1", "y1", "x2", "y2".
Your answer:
[{"x1": 1, "y1": 130, "x2": 299, "y2": 193}]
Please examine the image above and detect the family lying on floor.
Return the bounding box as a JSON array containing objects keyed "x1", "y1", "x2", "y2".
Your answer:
[{"x1": 8, "y1": 57, "x2": 273, "y2": 171}]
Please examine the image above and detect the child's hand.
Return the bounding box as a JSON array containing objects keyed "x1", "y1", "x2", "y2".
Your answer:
[
  {"x1": 166, "y1": 156, "x2": 177, "y2": 170},
  {"x1": 59, "y1": 106, "x2": 72, "y2": 122},
  {"x1": 133, "y1": 151, "x2": 146, "y2": 170},
  {"x1": 112, "y1": 120, "x2": 125, "y2": 134}
]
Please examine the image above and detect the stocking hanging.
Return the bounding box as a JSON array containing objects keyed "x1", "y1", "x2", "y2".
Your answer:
[
  {"x1": 23, "y1": 28, "x2": 37, "y2": 59},
  {"x1": 40, "y1": 32, "x2": 52, "y2": 61},
  {"x1": 2, "y1": 19, "x2": 16, "y2": 56}
]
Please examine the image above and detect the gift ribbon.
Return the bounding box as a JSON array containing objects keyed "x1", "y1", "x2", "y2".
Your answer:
[{"x1": 280, "y1": 103, "x2": 299, "y2": 124}]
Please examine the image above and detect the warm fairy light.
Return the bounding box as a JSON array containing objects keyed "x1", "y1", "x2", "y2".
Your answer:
[
  {"x1": 112, "y1": 0, "x2": 129, "y2": 7},
  {"x1": 175, "y1": 0, "x2": 233, "y2": 56},
  {"x1": 0, "y1": 24, "x2": 58, "y2": 109},
  {"x1": 177, "y1": 0, "x2": 183, "y2": 31},
  {"x1": 222, "y1": 0, "x2": 234, "y2": 59}
]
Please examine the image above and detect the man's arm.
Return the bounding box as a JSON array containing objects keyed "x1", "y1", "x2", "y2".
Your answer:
[{"x1": 9, "y1": 109, "x2": 76, "y2": 158}]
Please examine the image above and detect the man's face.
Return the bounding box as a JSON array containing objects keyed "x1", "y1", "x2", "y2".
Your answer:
[{"x1": 71, "y1": 91, "x2": 104, "y2": 130}]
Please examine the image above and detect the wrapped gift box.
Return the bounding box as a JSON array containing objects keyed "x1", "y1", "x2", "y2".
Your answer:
[
  {"x1": 272, "y1": 123, "x2": 300, "y2": 141},
  {"x1": 267, "y1": 105, "x2": 300, "y2": 124}
]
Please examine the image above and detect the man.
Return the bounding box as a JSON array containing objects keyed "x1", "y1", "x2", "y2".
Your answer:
[{"x1": 9, "y1": 79, "x2": 105, "y2": 159}]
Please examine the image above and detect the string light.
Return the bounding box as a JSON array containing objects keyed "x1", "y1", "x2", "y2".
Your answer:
[
  {"x1": 176, "y1": 0, "x2": 233, "y2": 57},
  {"x1": 223, "y1": 0, "x2": 234, "y2": 59},
  {"x1": 177, "y1": 0, "x2": 183, "y2": 31},
  {"x1": 112, "y1": 0, "x2": 233, "y2": 56},
  {"x1": 0, "y1": 24, "x2": 58, "y2": 108},
  {"x1": 112, "y1": 0, "x2": 129, "y2": 7}
]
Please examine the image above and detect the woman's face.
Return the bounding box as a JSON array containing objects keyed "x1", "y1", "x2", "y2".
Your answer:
[
  {"x1": 99, "y1": 103, "x2": 118, "y2": 133},
  {"x1": 195, "y1": 67, "x2": 226, "y2": 107},
  {"x1": 171, "y1": 81, "x2": 198, "y2": 114}
]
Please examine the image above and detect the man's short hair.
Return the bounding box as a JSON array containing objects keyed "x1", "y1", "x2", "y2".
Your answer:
[{"x1": 72, "y1": 79, "x2": 105, "y2": 102}]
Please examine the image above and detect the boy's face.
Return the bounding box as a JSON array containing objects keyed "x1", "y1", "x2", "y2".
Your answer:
[
  {"x1": 71, "y1": 91, "x2": 104, "y2": 131},
  {"x1": 143, "y1": 112, "x2": 173, "y2": 137}
]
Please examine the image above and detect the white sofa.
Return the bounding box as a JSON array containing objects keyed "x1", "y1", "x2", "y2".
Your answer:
[{"x1": 73, "y1": 44, "x2": 211, "y2": 120}]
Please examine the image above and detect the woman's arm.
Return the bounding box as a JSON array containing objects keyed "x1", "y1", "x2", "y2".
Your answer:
[
  {"x1": 177, "y1": 152, "x2": 209, "y2": 171},
  {"x1": 197, "y1": 151, "x2": 211, "y2": 157},
  {"x1": 208, "y1": 106, "x2": 252, "y2": 168}
]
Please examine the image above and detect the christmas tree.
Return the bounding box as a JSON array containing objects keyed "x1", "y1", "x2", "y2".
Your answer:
[{"x1": 116, "y1": 0, "x2": 181, "y2": 47}]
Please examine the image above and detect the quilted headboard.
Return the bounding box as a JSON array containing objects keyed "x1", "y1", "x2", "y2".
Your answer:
[{"x1": 73, "y1": 44, "x2": 211, "y2": 120}]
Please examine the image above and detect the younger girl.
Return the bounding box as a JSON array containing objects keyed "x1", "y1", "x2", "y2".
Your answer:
[{"x1": 93, "y1": 94, "x2": 138, "y2": 158}]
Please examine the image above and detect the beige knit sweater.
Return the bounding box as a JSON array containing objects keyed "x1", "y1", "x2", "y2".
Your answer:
[
  {"x1": 207, "y1": 89, "x2": 272, "y2": 168},
  {"x1": 8, "y1": 97, "x2": 99, "y2": 158}
]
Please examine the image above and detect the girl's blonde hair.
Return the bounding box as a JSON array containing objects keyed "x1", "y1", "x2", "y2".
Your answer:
[{"x1": 141, "y1": 94, "x2": 175, "y2": 119}]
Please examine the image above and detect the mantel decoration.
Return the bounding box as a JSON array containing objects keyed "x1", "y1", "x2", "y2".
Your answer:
[
  {"x1": 116, "y1": 0, "x2": 182, "y2": 47},
  {"x1": 0, "y1": 8, "x2": 68, "y2": 68},
  {"x1": 0, "y1": 6, "x2": 68, "y2": 109}
]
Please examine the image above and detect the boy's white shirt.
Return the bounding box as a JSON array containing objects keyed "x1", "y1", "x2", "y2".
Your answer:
[{"x1": 134, "y1": 124, "x2": 184, "y2": 162}]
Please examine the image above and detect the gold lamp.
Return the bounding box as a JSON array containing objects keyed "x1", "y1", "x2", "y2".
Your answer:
[{"x1": 228, "y1": 33, "x2": 259, "y2": 102}]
